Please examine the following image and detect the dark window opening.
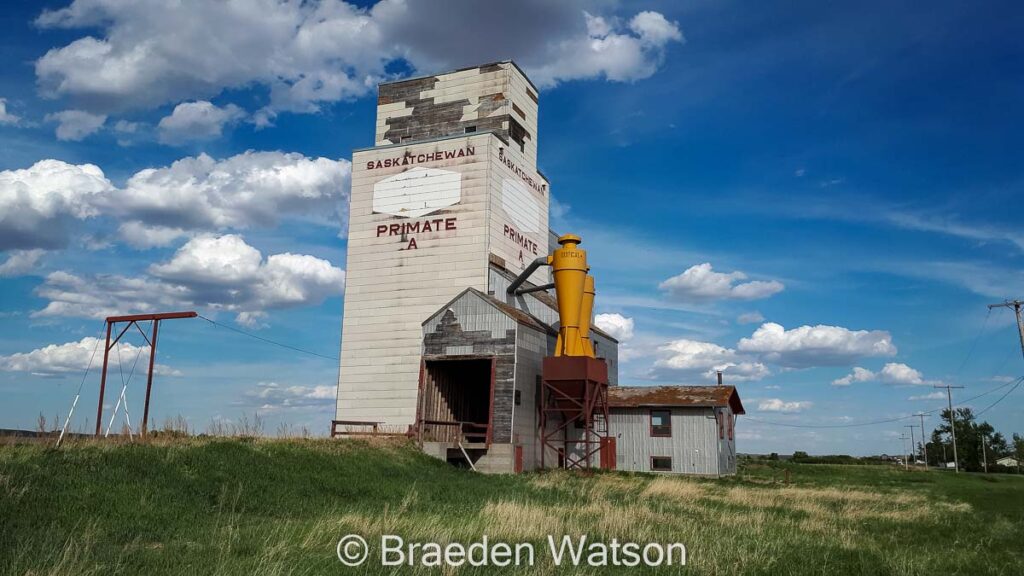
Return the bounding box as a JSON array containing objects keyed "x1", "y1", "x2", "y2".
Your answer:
[
  {"x1": 651, "y1": 457, "x2": 672, "y2": 471},
  {"x1": 508, "y1": 118, "x2": 528, "y2": 153},
  {"x1": 650, "y1": 409, "x2": 671, "y2": 437},
  {"x1": 465, "y1": 125, "x2": 477, "y2": 133},
  {"x1": 512, "y1": 102, "x2": 526, "y2": 120},
  {"x1": 514, "y1": 389, "x2": 522, "y2": 406}
]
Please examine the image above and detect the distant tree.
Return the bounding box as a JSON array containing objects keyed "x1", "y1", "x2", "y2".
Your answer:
[
  {"x1": 792, "y1": 451, "x2": 809, "y2": 461},
  {"x1": 930, "y1": 408, "x2": 1010, "y2": 472},
  {"x1": 768, "y1": 452, "x2": 779, "y2": 461},
  {"x1": 1013, "y1": 433, "x2": 1024, "y2": 461}
]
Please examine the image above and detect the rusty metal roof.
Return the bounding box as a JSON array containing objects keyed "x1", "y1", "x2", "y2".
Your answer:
[
  {"x1": 488, "y1": 262, "x2": 619, "y2": 343},
  {"x1": 608, "y1": 385, "x2": 745, "y2": 415}
]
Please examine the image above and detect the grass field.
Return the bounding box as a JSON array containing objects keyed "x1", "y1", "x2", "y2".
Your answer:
[{"x1": 1, "y1": 437, "x2": 1022, "y2": 575}]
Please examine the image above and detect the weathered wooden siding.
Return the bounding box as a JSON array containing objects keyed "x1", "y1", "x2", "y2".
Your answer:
[
  {"x1": 337, "y1": 134, "x2": 494, "y2": 426},
  {"x1": 511, "y1": 324, "x2": 546, "y2": 470},
  {"x1": 422, "y1": 292, "x2": 517, "y2": 443},
  {"x1": 375, "y1": 62, "x2": 539, "y2": 167},
  {"x1": 337, "y1": 63, "x2": 549, "y2": 430},
  {"x1": 609, "y1": 407, "x2": 725, "y2": 475}
]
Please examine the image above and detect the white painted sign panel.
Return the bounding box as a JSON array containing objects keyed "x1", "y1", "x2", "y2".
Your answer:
[
  {"x1": 373, "y1": 167, "x2": 462, "y2": 218},
  {"x1": 501, "y1": 178, "x2": 542, "y2": 233}
]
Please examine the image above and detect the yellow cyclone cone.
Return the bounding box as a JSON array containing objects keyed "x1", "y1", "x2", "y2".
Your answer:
[
  {"x1": 579, "y1": 274, "x2": 596, "y2": 358},
  {"x1": 550, "y1": 234, "x2": 588, "y2": 356}
]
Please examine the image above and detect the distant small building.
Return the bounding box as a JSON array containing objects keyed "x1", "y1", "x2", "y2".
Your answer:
[
  {"x1": 996, "y1": 456, "x2": 1019, "y2": 468},
  {"x1": 608, "y1": 385, "x2": 745, "y2": 476}
]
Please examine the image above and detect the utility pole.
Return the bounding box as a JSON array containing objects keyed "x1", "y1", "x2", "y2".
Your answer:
[
  {"x1": 987, "y1": 300, "x2": 1024, "y2": 360},
  {"x1": 916, "y1": 413, "x2": 928, "y2": 468},
  {"x1": 900, "y1": 433, "x2": 909, "y2": 470},
  {"x1": 934, "y1": 384, "x2": 964, "y2": 473},
  {"x1": 905, "y1": 425, "x2": 917, "y2": 467},
  {"x1": 981, "y1": 436, "x2": 988, "y2": 473}
]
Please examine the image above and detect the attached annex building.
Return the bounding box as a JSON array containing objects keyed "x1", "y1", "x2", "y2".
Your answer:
[{"x1": 334, "y1": 61, "x2": 743, "y2": 475}]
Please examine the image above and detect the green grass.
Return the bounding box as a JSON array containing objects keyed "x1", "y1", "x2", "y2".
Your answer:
[{"x1": 1, "y1": 438, "x2": 1022, "y2": 575}]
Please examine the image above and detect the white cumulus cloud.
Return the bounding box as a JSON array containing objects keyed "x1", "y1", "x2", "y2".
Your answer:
[
  {"x1": 908, "y1": 391, "x2": 946, "y2": 401},
  {"x1": 0, "y1": 159, "x2": 113, "y2": 250},
  {"x1": 243, "y1": 381, "x2": 336, "y2": 412},
  {"x1": 758, "y1": 398, "x2": 813, "y2": 413},
  {"x1": 157, "y1": 101, "x2": 246, "y2": 144},
  {"x1": 0, "y1": 152, "x2": 350, "y2": 250},
  {"x1": 0, "y1": 249, "x2": 46, "y2": 277},
  {"x1": 832, "y1": 363, "x2": 933, "y2": 387},
  {"x1": 737, "y1": 322, "x2": 896, "y2": 368},
  {"x1": 594, "y1": 313, "x2": 634, "y2": 342},
  {"x1": 0, "y1": 336, "x2": 178, "y2": 377},
  {"x1": 34, "y1": 0, "x2": 682, "y2": 116},
  {"x1": 660, "y1": 263, "x2": 784, "y2": 302},
  {"x1": 108, "y1": 151, "x2": 351, "y2": 244},
  {"x1": 33, "y1": 234, "x2": 345, "y2": 324},
  {"x1": 0, "y1": 98, "x2": 20, "y2": 125},
  {"x1": 45, "y1": 109, "x2": 106, "y2": 140},
  {"x1": 652, "y1": 339, "x2": 769, "y2": 383},
  {"x1": 832, "y1": 366, "x2": 875, "y2": 386},
  {"x1": 737, "y1": 311, "x2": 765, "y2": 324}
]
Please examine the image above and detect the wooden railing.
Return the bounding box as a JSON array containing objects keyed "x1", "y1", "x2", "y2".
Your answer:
[
  {"x1": 330, "y1": 420, "x2": 384, "y2": 438},
  {"x1": 419, "y1": 419, "x2": 491, "y2": 446}
]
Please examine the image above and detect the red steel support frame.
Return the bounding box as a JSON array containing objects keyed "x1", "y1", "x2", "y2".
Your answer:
[
  {"x1": 94, "y1": 311, "x2": 197, "y2": 437},
  {"x1": 539, "y1": 356, "x2": 610, "y2": 471}
]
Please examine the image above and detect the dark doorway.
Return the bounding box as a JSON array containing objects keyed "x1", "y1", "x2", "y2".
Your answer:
[{"x1": 419, "y1": 357, "x2": 494, "y2": 444}]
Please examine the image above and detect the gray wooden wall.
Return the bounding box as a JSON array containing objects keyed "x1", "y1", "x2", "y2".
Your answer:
[{"x1": 608, "y1": 406, "x2": 738, "y2": 476}]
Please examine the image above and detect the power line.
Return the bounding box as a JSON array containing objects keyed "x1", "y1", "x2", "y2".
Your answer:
[
  {"x1": 745, "y1": 413, "x2": 917, "y2": 429},
  {"x1": 955, "y1": 308, "x2": 991, "y2": 375},
  {"x1": 745, "y1": 376, "x2": 1022, "y2": 430},
  {"x1": 196, "y1": 314, "x2": 339, "y2": 361},
  {"x1": 975, "y1": 378, "x2": 1022, "y2": 417}
]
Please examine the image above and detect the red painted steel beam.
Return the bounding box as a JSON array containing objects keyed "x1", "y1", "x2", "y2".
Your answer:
[
  {"x1": 141, "y1": 319, "x2": 160, "y2": 436},
  {"x1": 94, "y1": 321, "x2": 113, "y2": 436},
  {"x1": 105, "y1": 311, "x2": 197, "y2": 323}
]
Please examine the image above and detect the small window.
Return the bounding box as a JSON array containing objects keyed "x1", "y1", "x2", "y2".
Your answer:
[
  {"x1": 514, "y1": 389, "x2": 522, "y2": 406},
  {"x1": 464, "y1": 125, "x2": 477, "y2": 134},
  {"x1": 650, "y1": 410, "x2": 671, "y2": 437},
  {"x1": 717, "y1": 412, "x2": 725, "y2": 439},
  {"x1": 651, "y1": 457, "x2": 672, "y2": 472},
  {"x1": 727, "y1": 413, "x2": 734, "y2": 440}
]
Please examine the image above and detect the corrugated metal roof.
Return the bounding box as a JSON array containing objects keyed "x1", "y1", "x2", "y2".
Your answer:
[
  {"x1": 488, "y1": 263, "x2": 619, "y2": 343},
  {"x1": 422, "y1": 287, "x2": 554, "y2": 334},
  {"x1": 471, "y1": 288, "x2": 554, "y2": 335},
  {"x1": 608, "y1": 385, "x2": 745, "y2": 415}
]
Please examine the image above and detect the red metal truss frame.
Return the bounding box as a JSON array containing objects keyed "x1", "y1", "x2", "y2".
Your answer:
[
  {"x1": 539, "y1": 375, "x2": 610, "y2": 471},
  {"x1": 94, "y1": 311, "x2": 197, "y2": 437}
]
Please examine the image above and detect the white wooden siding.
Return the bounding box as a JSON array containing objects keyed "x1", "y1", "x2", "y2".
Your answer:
[{"x1": 609, "y1": 407, "x2": 734, "y2": 476}]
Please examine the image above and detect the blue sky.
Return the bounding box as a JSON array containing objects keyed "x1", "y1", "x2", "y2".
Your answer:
[{"x1": 1, "y1": 0, "x2": 1021, "y2": 455}]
